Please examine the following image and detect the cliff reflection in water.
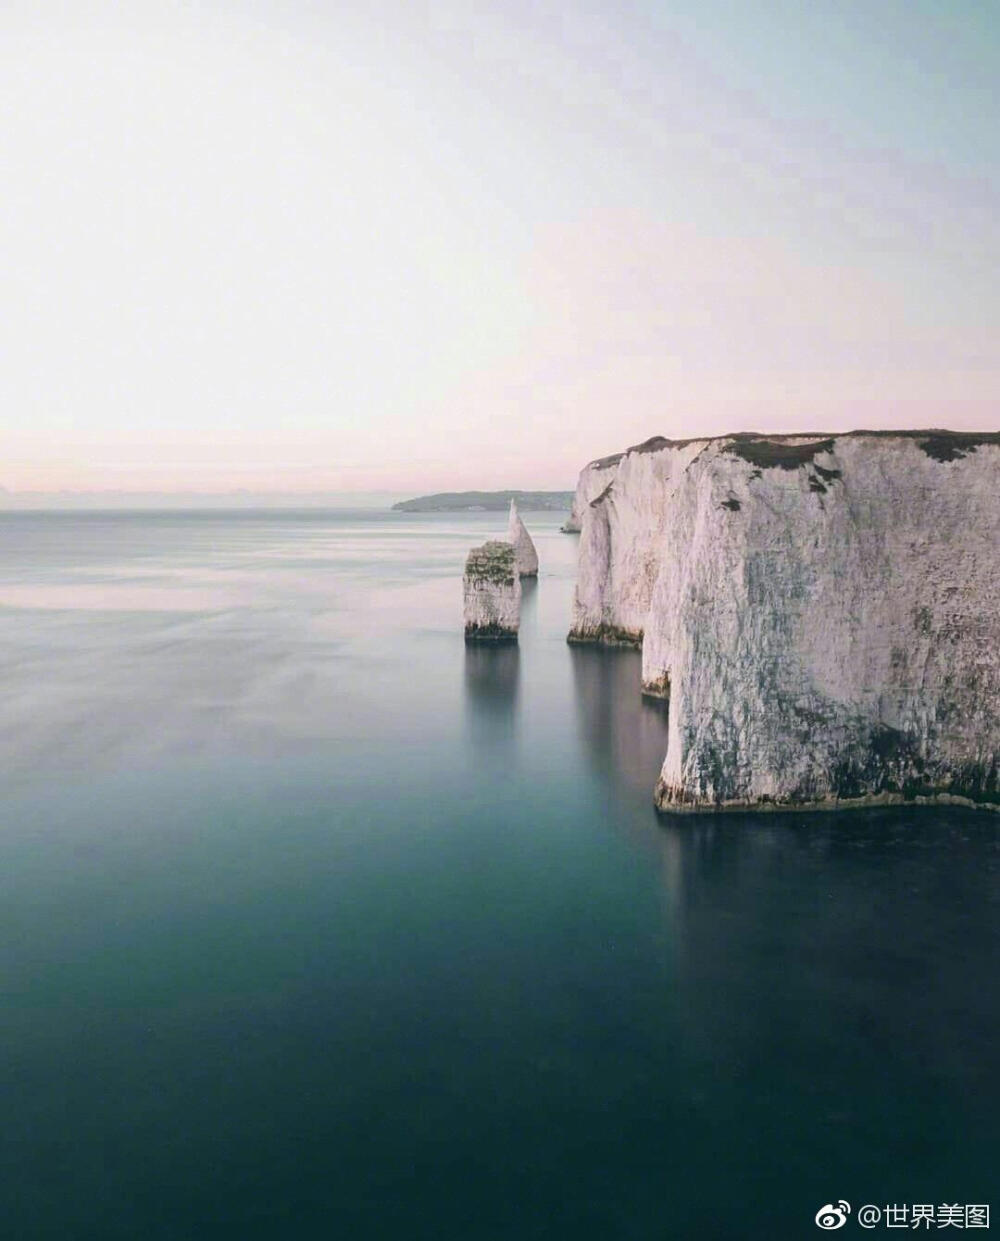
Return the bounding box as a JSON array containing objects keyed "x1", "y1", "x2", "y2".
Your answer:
[
  {"x1": 461, "y1": 578, "x2": 537, "y2": 748},
  {"x1": 651, "y1": 805, "x2": 998, "y2": 1213},
  {"x1": 569, "y1": 643, "x2": 670, "y2": 806},
  {"x1": 463, "y1": 641, "x2": 520, "y2": 745},
  {"x1": 568, "y1": 639, "x2": 997, "y2": 1215},
  {"x1": 568, "y1": 642, "x2": 686, "y2": 929},
  {"x1": 518, "y1": 574, "x2": 538, "y2": 623}
]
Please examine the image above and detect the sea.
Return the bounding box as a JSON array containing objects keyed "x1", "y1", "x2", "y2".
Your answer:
[{"x1": 0, "y1": 509, "x2": 996, "y2": 1239}]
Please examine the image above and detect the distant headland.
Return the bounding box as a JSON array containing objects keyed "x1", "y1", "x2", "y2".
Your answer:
[{"x1": 392, "y1": 490, "x2": 572, "y2": 513}]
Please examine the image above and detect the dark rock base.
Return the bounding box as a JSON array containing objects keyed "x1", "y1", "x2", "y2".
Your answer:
[
  {"x1": 465, "y1": 624, "x2": 518, "y2": 644},
  {"x1": 566, "y1": 624, "x2": 643, "y2": 648},
  {"x1": 655, "y1": 780, "x2": 1000, "y2": 815}
]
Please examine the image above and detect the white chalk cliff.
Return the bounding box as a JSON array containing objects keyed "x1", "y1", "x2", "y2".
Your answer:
[
  {"x1": 507, "y1": 499, "x2": 539, "y2": 577},
  {"x1": 464, "y1": 541, "x2": 520, "y2": 642},
  {"x1": 561, "y1": 453, "x2": 621, "y2": 532},
  {"x1": 569, "y1": 431, "x2": 1000, "y2": 813}
]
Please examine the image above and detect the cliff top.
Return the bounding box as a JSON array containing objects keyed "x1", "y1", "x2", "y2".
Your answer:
[
  {"x1": 464, "y1": 540, "x2": 517, "y2": 586},
  {"x1": 588, "y1": 429, "x2": 1000, "y2": 471}
]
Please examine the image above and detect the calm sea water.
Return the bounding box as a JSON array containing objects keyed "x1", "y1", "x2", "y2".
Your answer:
[{"x1": 1, "y1": 510, "x2": 997, "y2": 1240}]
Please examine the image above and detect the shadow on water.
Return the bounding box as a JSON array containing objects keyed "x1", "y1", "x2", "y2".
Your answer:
[
  {"x1": 518, "y1": 574, "x2": 538, "y2": 630},
  {"x1": 462, "y1": 640, "x2": 520, "y2": 745},
  {"x1": 568, "y1": 642, "x2": 669, "y2": 807},
  {"x1": 645, "y1": 802, "x2": 1000, "y2": 1228},
  {"x1": 567, "y1": 640, "x2": 1000, "y2": 1214},
  {"x1": 567, "y1": 641, "x2": 691, "y2": 939}
]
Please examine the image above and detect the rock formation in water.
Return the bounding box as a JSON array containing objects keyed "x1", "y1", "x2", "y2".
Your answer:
[
  {"x1": 507, "y1": 499, "x2": 539, "y2": 577},
  {"x1": 568, "y1": 431, "x2": 1000, "y2": 813},
  {"x1": 464, "y1": 541, "x2": 520, "y2": 642},
  {"x1": 560, "y1": 453, "x2": 622, "y2": 531}
]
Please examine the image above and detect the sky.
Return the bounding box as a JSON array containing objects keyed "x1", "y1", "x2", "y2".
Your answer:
[{"x1": 1, "y1": 0, "x2": 997, "y2": 494}]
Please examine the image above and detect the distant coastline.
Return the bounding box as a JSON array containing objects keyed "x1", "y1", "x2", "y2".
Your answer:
[
  {"x1": 392, "y1": 490, "x2": 572, "y2": 513},
  {"x1": 0, "y1": 490, "x2": 407, "y2": 511}
]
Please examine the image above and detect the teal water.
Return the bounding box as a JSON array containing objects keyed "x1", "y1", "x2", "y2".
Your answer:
[{"x1": 0, "y1": 511, "x2": 997, "y2": 1239}]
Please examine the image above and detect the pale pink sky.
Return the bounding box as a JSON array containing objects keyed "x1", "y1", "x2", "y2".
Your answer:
[{"x1": 1, "y1": 2, "x2": 996, "y2": 494}]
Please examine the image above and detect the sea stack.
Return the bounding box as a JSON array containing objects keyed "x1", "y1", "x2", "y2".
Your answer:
[
  {"x1": 507, "y1": 499, "x2": 539, "y2": 577},
  {"x1": 463, "y1": 541, "x2": 520, "y2": 643},
  {"x1": 568, "y1": 430, "x2": 1000, "y2": 814}
]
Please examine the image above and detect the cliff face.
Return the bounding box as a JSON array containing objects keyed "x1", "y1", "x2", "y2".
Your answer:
[
  {"x1": 561, "y1": 453, "x2": 623, "y2": 532},
  {"x1": 464, "y1": 541, "x2": 521, "y2": 642},
  {"x1": 569, "y1": 431, "x2": 1000, "y2": 813}
]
